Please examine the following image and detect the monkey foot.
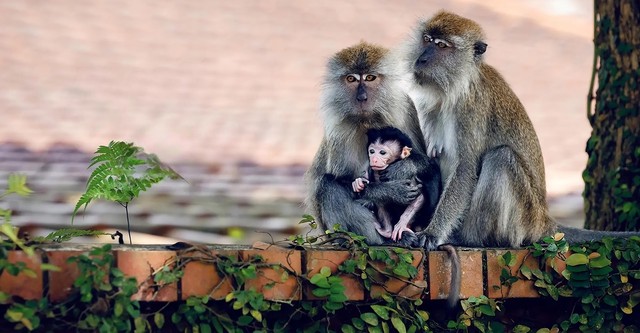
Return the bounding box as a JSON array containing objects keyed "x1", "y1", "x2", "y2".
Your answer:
[
  {"x1": 391, "y1": 226, "x2": 413, "y2": 241},
  {"x1": 376, "y1": 227, "x2": 392, "y2": 238}
]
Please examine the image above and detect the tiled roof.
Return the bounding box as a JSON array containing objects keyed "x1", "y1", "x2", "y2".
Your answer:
[{"x1": 0, "y1": 1, "x2": 592, "y2": 242}]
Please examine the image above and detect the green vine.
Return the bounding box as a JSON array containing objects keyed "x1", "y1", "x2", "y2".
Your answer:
[{"x1": 1, "y1": 218, "x2": 639, "y2": 332}]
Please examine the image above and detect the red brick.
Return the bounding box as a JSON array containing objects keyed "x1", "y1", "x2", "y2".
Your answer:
[
  {"x1": 45, "y1": 250, "x2": 83, "y2": 302},
  {"x1": 370, "y1": 249, "x2": 426, "y2": 300},
  {"x1": 181, "y1": 249, "x2": 237, "y2": 300},
  {"x1": 486, "y1": 249, "x2": 539, "y2": 298},
  {"x1": 241, "y1": 246, "x2": 302, "y2": 300},
  {"x1": 305, "y1": 249, "x2": 364, "y2": 301},
  {"x1": 429, "y1": 249, "x2": 483, "y2": 301},
  {"x1": 0, "y1": 251, "x2": 43, "y2": 300},
  {"x1": 116, "y1": 249, "x2": 178, "y2": 301}
]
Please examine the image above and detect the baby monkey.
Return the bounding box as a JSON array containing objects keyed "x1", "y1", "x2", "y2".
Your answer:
[{"x1": 352, "y1": 127, "x2": 427, "y2": 242}]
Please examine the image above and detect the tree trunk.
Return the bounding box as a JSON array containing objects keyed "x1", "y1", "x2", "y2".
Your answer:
[{"x1": 583, "y1": 0, "x2": 640, "y2": 231}]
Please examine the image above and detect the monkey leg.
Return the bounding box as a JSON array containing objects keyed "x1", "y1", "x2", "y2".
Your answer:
[
  {"x1": 376, "y1": 206, "x2": 393, "y2": 238},
  {"x1": 392, "y1": 194, "x2": 424, "y2": 241},
  {"x1": 318, "y1": 175, "x2": 386, "y2": 245},
  {"x1": 460, "y1": 146, "x2": 547, "y2": 247}
]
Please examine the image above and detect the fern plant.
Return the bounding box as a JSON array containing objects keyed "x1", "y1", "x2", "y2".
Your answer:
[
  {"x1": 72, "y1": 141, "x2": 183, "y2": 244},
  {"x1": 1, "y1": 174, "x2": 34, "y2": 254},
  {"x1": 1, "y1": 173, "x2": 32, "y2": 223}
]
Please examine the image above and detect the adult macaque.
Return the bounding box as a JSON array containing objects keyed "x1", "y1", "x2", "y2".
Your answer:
[
  {"x1": 305, "y1": 42, "x2": 429, "y2": 247},
  {"x1": 352, "y1": 127, "x2": 440, "y2": 242},
  {"x1": 403, "y1": 10, "x2": 640, "y2": 250}
]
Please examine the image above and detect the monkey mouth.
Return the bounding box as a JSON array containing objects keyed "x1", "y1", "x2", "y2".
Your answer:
[{"x1": 371, "y1": 166, "x2": 387, "y2": 171}]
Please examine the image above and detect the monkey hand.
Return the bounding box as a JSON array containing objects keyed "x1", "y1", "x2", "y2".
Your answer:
[
  {"x1": 352, "y1": 177, "x2": 369, "y2": 192},
  {"x1": 385, "y1": 180, "x2": 422, "y2": 205},
  {"x1": 379, "y1": 159, "x2": 417, "y2": 182}
]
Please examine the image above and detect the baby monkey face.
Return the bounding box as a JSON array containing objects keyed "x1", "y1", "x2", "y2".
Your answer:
[{"x1": 368, "y1": 140, "x2": 411, "y2": 171}]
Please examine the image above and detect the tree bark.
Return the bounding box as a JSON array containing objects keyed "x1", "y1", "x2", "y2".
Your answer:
[{"x1": 584, "y1": 0, "x2": 640, "y2": 231}]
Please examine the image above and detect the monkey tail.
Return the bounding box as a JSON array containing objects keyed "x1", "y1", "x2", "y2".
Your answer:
[
  {"x1": 438, "y1": 244, "x2": 461, "y2": 308},
  {"x1": 558, "y1": 225, "x2": 640, "y2": 243}
]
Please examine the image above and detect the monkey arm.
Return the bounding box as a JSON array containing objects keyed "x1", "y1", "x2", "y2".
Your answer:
[
  {"x1": 378, "y1": 157, "x2": 419, "y2": 182},
  {"x1": 417, "y1": 162, "x2": 477, "y2": 250},
  {"x1": 392, "y1": 193, "x2": 424, "y2": 241},
  {"x1": 361, "y1": 180, "x2": 421, "y2": 206}
]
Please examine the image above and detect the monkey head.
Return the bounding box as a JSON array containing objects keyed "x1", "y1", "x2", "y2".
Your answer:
[
  {"x1": 408, "y1": 11, "x2": 488, "y2": 92},
  {"x1": 367, "y1": 127, "x2": 414, "y2": 171},
  {"x1": 322, "y1": 42, "x2": 393, "y2": 121}
]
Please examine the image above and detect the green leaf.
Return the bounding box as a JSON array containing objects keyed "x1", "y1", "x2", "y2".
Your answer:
[
  {"x1": 391, "y1": 316, "x2": 407, "y2": 333},
  {"x1": 352, "y1": 318, "x2": 365, "y2": 330},
  {"x1": 6, "y1": 308, "x2": 23, "y2": 322},
  {"x1": 200, "y1": 323, "x2": 212, "y2": 333},
  {"x1": 566, "y1": 253, "x2": 589, "y2": 266},
  {"x1": 6, "y1": 174, "x2": 33, "y2": 197},
  {"x1": 520, "y1": 265, "x2": 532, "y2": 279},
  {"x1": 361, "y1": 312, "x2": 379, "y2": 326},
  {"x1": 320, "y1": 266, "x2": 331, "y2": 277},
  {"x1": 114, "y1": 302, "x2": 124, "y2": 317},
  {"x1": 154, "y1": 312, "x2": 165, "y2": 329},
  {"x1": 417, "y1": 310, "x2": 429, "y2": 321},
  {"x1": 310, "y1": 274, "x2": 330, "y2": 288},
  {"x1": 342, "y1": 324, "x2": 356, "y2": 333},
  {"x1": 328, "y1": 293, "x2": 348, "y2": 303},
  {"x1": 250, "y1": 310, "x2": 262, "y2": 322},
  {"x1": 371, "y1": 305, "x2": 390, "y2": 320},
  {"x1": 513, "y1": 325, "x2": 531, "y2": 333},
  {"x1": 312, "y1": 288, "x2": 331, "y2": 297},
  {"x1": 324, "y1": 301, "x2": 344, "y2": 311},
  {"x1": 589, "y1": 256, "x2": 611, "y2": 269},
  {"x1": 477, "y1": 304, "x2": 495, "y2": 316},
  {"x1": 392, "y1": 265, "x2": 410, "y2": 278},
  {"x1": 237, "y1": 316, "x2": 253, "y2": 326}
]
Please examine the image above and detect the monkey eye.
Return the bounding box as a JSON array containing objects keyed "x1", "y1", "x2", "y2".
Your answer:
[
  {"x1": 346, "y1": 75, "x2": 357, "y2": 83},
  {"x1": 423, "y1": 34, "x2": 433, "y2": 43},
  {"x1": 369, "y1": 149, "x2": 375, "y2": 155},
  {"x1": 434, "y1": 39, "x2": 450, "y2": 48},
  {"x1": 364, "y1": 74, "x2": 376, "y2": 82},
  {"x1": 380, "y1": 150, "x2": 386, "y2": 156}
]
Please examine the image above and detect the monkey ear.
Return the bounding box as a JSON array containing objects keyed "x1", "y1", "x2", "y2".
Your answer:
[
  {"x1": 401, "y1": 147, "x2": 412, "y2": 159},
  {"x1": 474, "y1": 41, "x2": 487, "y2": 56}
]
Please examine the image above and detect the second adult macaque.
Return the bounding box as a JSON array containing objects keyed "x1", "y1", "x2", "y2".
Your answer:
[{"x1": 353, "y1": 127, "x2": 441, "y2": 242}]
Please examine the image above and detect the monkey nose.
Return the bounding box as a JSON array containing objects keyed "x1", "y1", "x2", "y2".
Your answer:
[{"x1": 356, "y1": 83, "x2": 367, "y2": 102}]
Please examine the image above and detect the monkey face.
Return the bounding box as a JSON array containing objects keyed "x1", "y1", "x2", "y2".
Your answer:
[
  {"x1": 368, "y1": 140, "x2": 403, "y2": 171},
  {"x1": 323, "y1": 42, "x2": 391, "y2": 120},
  {"x1": 344, "y1": 73, "x2": 381, "y2": 113},
  {"x1": 409, "y1": 11, "x2": 488, "y2": 91},
  {"x1": 411, "y1": 32, "x2": 463, "y2": 90}
]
